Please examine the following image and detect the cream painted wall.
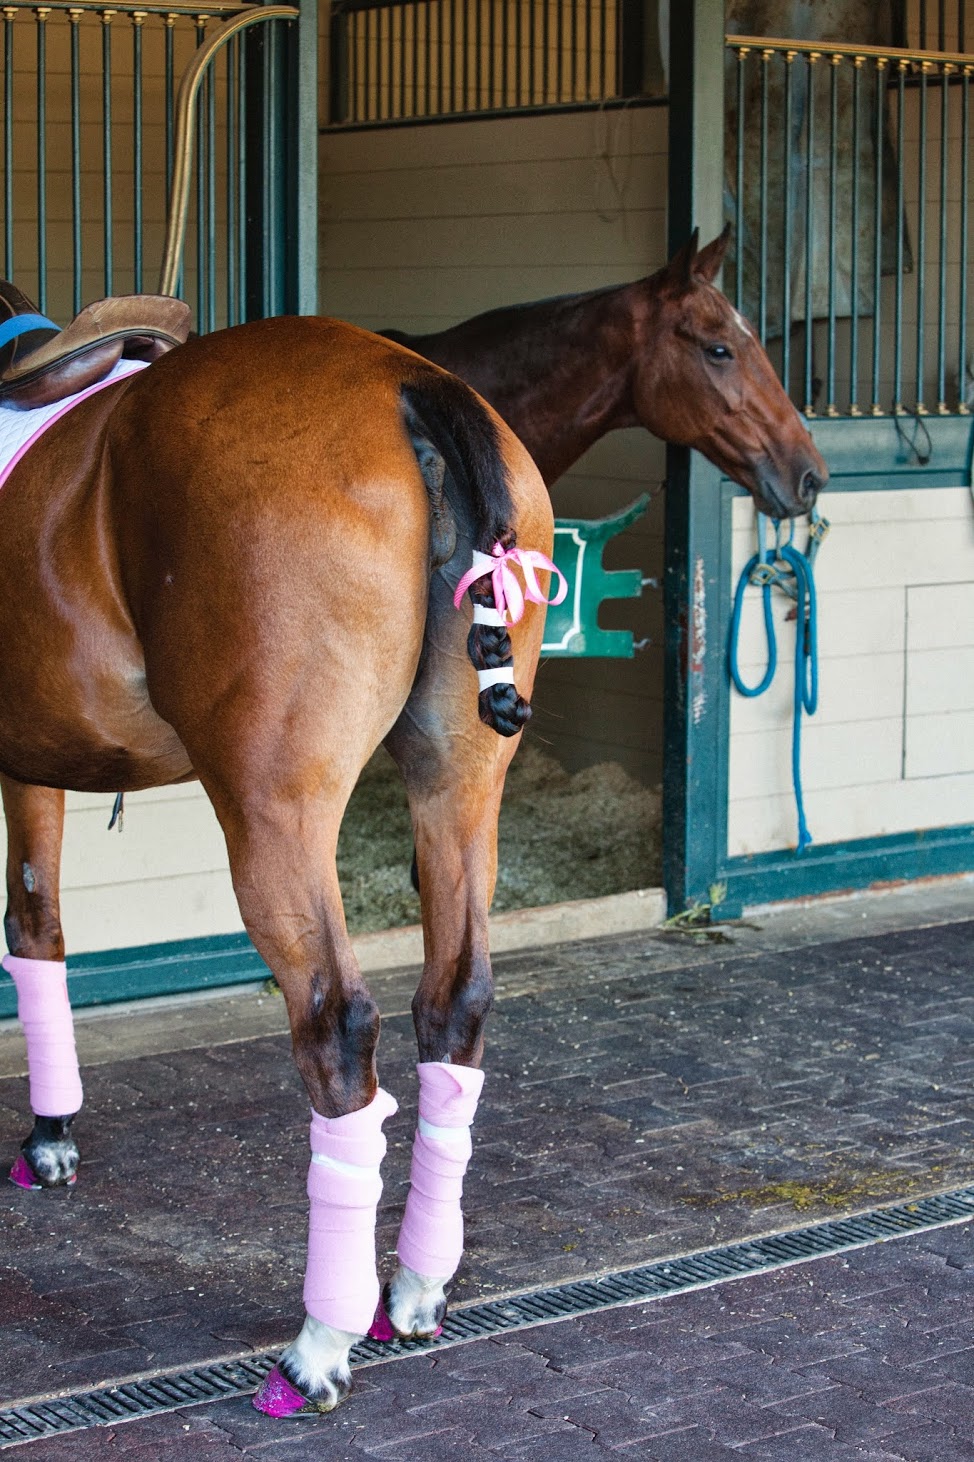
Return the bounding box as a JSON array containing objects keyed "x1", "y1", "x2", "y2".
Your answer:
[
  {"x1": 0, "y1": 784, "x2": 240, "y2": 955},
  {"x1": 319, "y1": 105, "x2": 670, "y2": 783},
  {"x1": 728, "y1": 485, "x2": 974, "y2": 856}
]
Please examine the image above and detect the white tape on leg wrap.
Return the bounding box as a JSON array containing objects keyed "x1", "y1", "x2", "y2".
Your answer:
[{"x1": 477, "y1": 666, "x2": 515, "y2": 692}]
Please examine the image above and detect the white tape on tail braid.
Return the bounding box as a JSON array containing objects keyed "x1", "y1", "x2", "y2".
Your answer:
[
  {"x1": 477, "y1": 667, "x2": 515, "y2": 692},
  {"x1": 472, "y1": 604, "x2": 508, "y2": 626}
]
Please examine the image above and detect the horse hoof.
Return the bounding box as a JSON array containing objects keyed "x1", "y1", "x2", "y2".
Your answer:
[
  {"x1": 252, "y1": 1364, "x2": 350, "y2": 1417},
  {"x1": 19, "y1": 1117, "x2": 80, "y2": 1188},
  {"x1": 368, "y1": 1291, "x2": 444, "y2": 1342},
  {"x1": 8, "y1": 1153, "x2": 77, "y2": 1190}
]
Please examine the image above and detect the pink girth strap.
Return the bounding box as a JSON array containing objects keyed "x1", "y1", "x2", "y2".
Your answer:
[
  {"x1": 303, "y1": 1087, "x2": 398, "y2": 1335},
  {"x1": 3, "y1": 955, "x2": 83, "y2": 1118},
  {"x1": 396, "y1": 1062, "x2": 484, "y2": 1279},
  {"x1": 453, "y1": 542, "x2": 567, "y2": 624}
]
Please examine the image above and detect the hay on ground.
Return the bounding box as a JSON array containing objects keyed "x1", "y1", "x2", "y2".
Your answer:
[{"x1": 336, "y1": 739, "x2": 662, "y2": 935}]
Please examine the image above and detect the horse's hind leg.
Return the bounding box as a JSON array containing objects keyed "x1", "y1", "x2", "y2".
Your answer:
[
  {"x1": 378, "y1": 575, "x2": 542, "y2": 1339},
  {"x1": 203, "y1": 786, "x2": 395, "y2": 1415},
  {"x1": 378, "y1": 761, "x2": 500, "y2": 1340},
  {"x1": 0, "y1": 776, "x2": 82, "y2": 1188}
]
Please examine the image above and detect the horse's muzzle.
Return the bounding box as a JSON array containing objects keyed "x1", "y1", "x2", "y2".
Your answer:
[
  {"x1": 797, "y1": 465, "x2": 825, "y2": 510},
  {"x1": 758, "y1": 449, "x2": 828, "y2": 519}
]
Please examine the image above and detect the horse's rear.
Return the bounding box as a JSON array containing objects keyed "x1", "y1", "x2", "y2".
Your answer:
[{"x1": 0, "y1": 316, "x2": 554, "y2": 1415}]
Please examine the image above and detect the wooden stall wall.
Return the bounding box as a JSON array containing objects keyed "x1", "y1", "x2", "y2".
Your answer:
[{"x1": 318, "y1": 105, "x2": 669, "y2": 784}]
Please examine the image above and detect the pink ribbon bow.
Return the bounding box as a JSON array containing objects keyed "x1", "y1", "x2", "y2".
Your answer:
[{"x1": 453, "y1": 542, "x2": 568, "y2": 624}]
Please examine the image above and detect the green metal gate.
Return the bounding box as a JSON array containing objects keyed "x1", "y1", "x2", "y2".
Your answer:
[{"x1": 0, "y1": 0, "x2": 317, "y2": 328}]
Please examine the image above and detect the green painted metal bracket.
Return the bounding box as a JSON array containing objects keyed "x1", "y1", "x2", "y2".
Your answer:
[{"x1": 542, "y1": 494, "x2": 650, "y2": 656}]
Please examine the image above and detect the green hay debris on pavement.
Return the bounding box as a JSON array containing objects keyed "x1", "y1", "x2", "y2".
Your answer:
[{"x1": 336, "y1": 739, "x2": 662, "y2": 935}]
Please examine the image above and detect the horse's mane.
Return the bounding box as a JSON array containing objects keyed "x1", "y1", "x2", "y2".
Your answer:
[{"x1": 381, "y1": 276, "x2": 649, "y2": 358}]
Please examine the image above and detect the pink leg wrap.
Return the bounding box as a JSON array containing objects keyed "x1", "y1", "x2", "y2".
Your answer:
[
  {"x1": 303, "y1": 1087, "x2": 398, "y2": 1335},
  {"x1": 396, "y1": 1062, "x2": 484, "y2": 1278},
  {"x1": 3, "y1": 955, "x2": 83, "y2": 1118}
]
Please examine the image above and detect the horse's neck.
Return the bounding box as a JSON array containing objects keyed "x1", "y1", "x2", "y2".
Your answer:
[
  {"x1": 499, "y1": 290, "x2": 641, "y2": 485},
  {"x1": 430, "y1": 287, "x2": 641, "y2": 487}
]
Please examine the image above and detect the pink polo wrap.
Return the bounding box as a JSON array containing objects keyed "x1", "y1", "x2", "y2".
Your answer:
[
  {"x1": 396, "y1": 1061, "x2": 484, "y2": 1279},
  {"x1": 303, "y1": 1087, "x2": 398, "y2": 1334},
  {"x1": 3, "y1": 955, "x2": 83, "y2": 1117}
]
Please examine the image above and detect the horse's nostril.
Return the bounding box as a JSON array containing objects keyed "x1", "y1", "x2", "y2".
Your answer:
[{"x1": 799, "y1": 470, "x2": 819, "y2": 506}]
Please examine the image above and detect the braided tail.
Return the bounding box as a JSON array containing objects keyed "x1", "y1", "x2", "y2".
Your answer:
[
  {"x1": 466, "y1": 577, "x2": 532, "y2": 737},
  {"x1": 400, "y1": 373, "x2": 532, "y2": 737}
]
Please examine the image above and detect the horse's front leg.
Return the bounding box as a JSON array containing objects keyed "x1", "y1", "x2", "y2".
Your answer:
[{"x1": 1, "y1": 776, "x2": 82, "y2": 1189}]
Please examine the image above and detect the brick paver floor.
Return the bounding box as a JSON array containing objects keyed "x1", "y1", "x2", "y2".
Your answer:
[
  {"x1": 2, "y1": 911, "x2": 973, "y2": 1457},
  {"x1": 10, "y1": 1219, "x2": 974, "y2": 1459}
]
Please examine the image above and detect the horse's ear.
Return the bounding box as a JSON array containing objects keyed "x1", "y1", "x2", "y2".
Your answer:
[
  {"x1": 694, "y1": 224, "x2": 732, "y2": 284},
  {"x1": 662, "y1": 228, "x2": 700, "y2": 292}
]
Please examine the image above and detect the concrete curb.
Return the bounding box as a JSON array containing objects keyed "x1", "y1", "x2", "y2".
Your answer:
[{"x1": 352, "y1": 886, "x2": 668, "y2": 972}]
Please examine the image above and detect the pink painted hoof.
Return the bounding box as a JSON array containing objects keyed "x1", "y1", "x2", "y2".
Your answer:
[
  {"x1": 368, "y1": 1295, "x2": 397, "y2": 1341},
  {"x1": 9, "y1": 1155, "x2": 41, "y2": 1190},
  {"x1": 252, "y1": 1366, "x2": 310, "y2": 1418},
  {"x1": 368, "y1": 1293, "x2": 443, "y2": 1342}
]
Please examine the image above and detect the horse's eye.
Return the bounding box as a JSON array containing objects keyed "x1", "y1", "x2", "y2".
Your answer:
[{"x1": 705, "y1": 344, "x2": 733, "y2": 363}]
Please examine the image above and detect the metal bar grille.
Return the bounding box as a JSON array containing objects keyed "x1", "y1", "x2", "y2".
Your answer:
[
  {"x1": 35, "y1": 6, "x2": 46, "y2": 310},
  {"x1": 0, "y1": 0, "x2": 295, "y2": 331},
  {"x1": 101, "y1": 9, "x2": 113, "y2": 295},
  {"x1": 132, "y1": 11, "x2": 144, "y2": 291},
  {"x1": 913, "y1": 0, "x2": 968, "y2": 50},
  {"x1": 69, "y1": 9, "x2": 81, "y2": 312},
  {"x1": 2, "y1": 9, "x2": 12, "y2": 279},
  {"x1": 328, "y1": 0, "x2": 650, "y2": 126},
  {"x1": 728, "y1": 34, "x2": 974, "y2": 417},
  {"x1": 2, "y1": 1183, "x2": 974, "y2": 1449}
]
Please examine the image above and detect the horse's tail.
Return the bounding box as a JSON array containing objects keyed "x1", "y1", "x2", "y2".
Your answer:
[{"x1": 400, "y1": 371, "x2": 532, "y2": 738}]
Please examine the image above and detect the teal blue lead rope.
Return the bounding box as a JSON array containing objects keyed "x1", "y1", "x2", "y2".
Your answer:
[{"x1": 728, "y1": 509, "x2": 829, "y2": 854}]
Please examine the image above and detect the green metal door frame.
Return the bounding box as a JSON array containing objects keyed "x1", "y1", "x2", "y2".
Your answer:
[
  {"x1": 663, "y1": 0, "x2": 728, "y2": 915},
  {"x1": 243, "y1": 0, "x2": 318, "y2": 318}
]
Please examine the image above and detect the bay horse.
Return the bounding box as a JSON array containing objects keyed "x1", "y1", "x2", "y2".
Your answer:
[
  {"x1": 0, "y1": 313, "x2": 557, "y2": 1415},
  {"x1": 1, "y1": 230, "x2": 825, "y2": 1426},
  {"x1": 384, "y1": 227, "x2": 828, "y2": 508}
]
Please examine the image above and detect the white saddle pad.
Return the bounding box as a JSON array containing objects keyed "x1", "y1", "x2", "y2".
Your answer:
[{"x1": 0, "y1": 358, "x2": 148, "y2": 493}]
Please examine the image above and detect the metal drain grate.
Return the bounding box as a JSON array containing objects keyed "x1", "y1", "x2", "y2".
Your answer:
[{"x1": 3, "y1": 1183, "x2": 973, "y2": 1448}]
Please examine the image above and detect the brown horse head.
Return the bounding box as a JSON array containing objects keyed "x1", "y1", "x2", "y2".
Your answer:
[{"x1": 633, "y1": 227, "x2": 828, "y2": 518}]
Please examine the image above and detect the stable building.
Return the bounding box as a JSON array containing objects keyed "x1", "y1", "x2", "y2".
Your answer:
[{"x1": 0, "y1": 0, "x2": 971, "y2": 1011}]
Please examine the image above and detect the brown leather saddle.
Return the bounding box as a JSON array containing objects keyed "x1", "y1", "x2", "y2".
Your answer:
[{"x1": 0, "y1": 281, "x2": 192, "y2": 409}]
